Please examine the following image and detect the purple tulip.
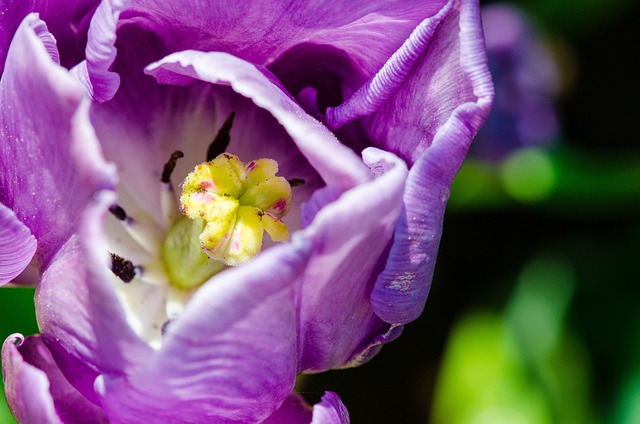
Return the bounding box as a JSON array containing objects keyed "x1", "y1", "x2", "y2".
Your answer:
[
  {"x1": 1, "y1": 0, "x2": 492, "y2": 422},
  {"x1": 470, "y1": 3, "x2": 560, "y2": 161}
]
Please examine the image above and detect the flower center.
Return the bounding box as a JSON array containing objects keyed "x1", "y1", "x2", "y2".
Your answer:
[
  {"x1": 105, "y1": 114, "x2": 297, "y2": 348},
  {"x1": 161, "y1": 153, "x2": 292, "y2": 289}
]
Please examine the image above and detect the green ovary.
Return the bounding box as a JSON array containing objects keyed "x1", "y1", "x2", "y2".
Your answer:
[{"x1": 161, "y1": 216, "x2": 226, "y2": 290}]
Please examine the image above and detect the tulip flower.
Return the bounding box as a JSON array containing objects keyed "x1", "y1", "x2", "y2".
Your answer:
[{"x1": 1, "y1": 0, "x2": 492, "y2": 421}]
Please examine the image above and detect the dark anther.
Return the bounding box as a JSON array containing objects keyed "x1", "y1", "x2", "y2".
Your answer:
[
  {"x1": 207, "y1": 112, "x2": 235, "y2": 161},
  {"x1": 110, "y1": 252, "x2": 136, "y2": 283},
  {"x1": 288, "y1": 178, "x2": 306, "y2": 187},
  {"x1": 161, "y1": 150, "x2": 185, "y2": 183},
  {"x1": 108, "y1": 204, "x2": 127, "y2": 221}
]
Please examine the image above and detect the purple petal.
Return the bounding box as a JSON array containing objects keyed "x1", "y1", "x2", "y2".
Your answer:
[
  {"x1": 39, "y1": 188, "x2": 310, "y2": 422},
  {"x1": 121, "y1": 0, "x2": 445, "y2": 69},
  {"x1": 0, "y1": 204, "x2": 36, "y2": 286},
  {"x1": 261, "y1": 393, "x2": 312, "y2": 424},
  {"x1": 2, "y1": 334, "x2": 109, "y2": 424},
  {"x1": 297, "y1": 148, "x2": 408, "y2": 372},
  {"x1": 370, "y1": 150, "x2": 448, "y2": 324},
  {"x1": 145, "y1": 50, "x2": 371, "y2": 190},
  {"x1": 115, "y1": 1, "x2": 451, "y2": 132},
  {"x1": 325, "y1": 0, "x2": 455, "y2": 130},
  {"x1": 36, "y1": 191, "x2": 155, "y2": 405},
  {"x1": 0, "y1": 1, "x2": 100, "y2": 74},
  {"x1": 339, "y1": 323, "x2": 405, "y2": 368},
  {"x1": 71, "y1": 0, "x2": 132, "y2": 101},
  {"x1": 262, "y1": 392, "x2": 349, "y2": 424},
  {"x1": 96, "y1": 230, "x2": 312, "y2": 422},
  {"x1": 1, "y1": 14, "x2": 116, "y2": 268},
  {"x1": 310, "y1": 392, "x2": 350, "y2": 424},
  {"x1": 331, "y1": 0, "x2": 493, "y2": 165},
  {"x1": 2, "y1": 334, "x2": 62, "y2": 424},
  {"x1": 371, "y1": 1, "x2": 493, "y2": 324},
  {"x1": 366, "y1": 0, "x2": 494, "y2": 324}
]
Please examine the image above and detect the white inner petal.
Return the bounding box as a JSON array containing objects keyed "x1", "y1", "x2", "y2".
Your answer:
[
  {"x1": 107, "y1": 184, "x2": 185, "y2": 350},
  {"x1": 114, "y1": 279, "x2": 166, "y2": 346},
  {"x1": 161, "y1": 182, "x2": 180, "y2": 228}
]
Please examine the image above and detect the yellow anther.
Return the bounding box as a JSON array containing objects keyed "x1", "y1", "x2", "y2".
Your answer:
[{"x1": 180, "y1": 153, "x2": 292, "y2": 266}]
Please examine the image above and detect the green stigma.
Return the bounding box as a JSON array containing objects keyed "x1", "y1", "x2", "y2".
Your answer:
[{"x1": 179, "y1": 153, "x2": 292, "y2": 266}]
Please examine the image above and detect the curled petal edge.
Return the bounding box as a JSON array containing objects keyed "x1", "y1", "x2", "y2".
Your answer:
[
  {"x1": 71, "y1": 0, "x2": 132, "y2": 102},
  {"x1": 296, "y1": 147, "x2": 407, "y2": 372},
  {"x1": 2, "y1": 334, "x2": 62, "y2": 424},
  {"x1": 310, "y1": 392, "x2": 350, "y2": 424},
  {"x1": 370, "y1": 0, "x2": 494, "y2": 324},
  {"x1": 325, "y1": 0, "x2": 454, "y2": 130}
]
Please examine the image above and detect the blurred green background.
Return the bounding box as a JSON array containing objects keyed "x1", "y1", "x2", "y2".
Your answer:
[{"x1": 2, "y1": 0, "x2": 639, "y2": 422}]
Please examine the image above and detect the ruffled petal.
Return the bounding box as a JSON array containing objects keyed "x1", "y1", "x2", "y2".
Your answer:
[
  {"x1": 297, "y1": 148, "x2": 408, "y2": 372},
  {"x1": 0, "y1": 204, "x2": 36, "y2": 286},
  {"x1": 0, "y1": 0, "x2": 100, "y2": 74},
  {"x1": 71, "y1": 0, "x2": 132, "y2": 101},
  {"x1": 325, "y1": 0, "x2": 455, "y2": 130},
  {"x1": 2, "y1": 335, "x2": 109, "y2": 424},
  {"x1": 370, "y1": 0, "x2": 494, "y2": 324},
  {"x1": 329, "y1": 0, "x2": 493, "y2": 165},
  {"x1": 2, "y1": 334, "x2": 61, "y2": 424},
  {"x1": 0, "y1": 14, "x2": 116, "y2": 268},
  {"x1": 145, "y1": 50, "x2": 371, "y2": 190},
  {"x1": 262, "y1": 392, "x2": 349, "y2": 424},
  {"x1": 97, "y1": 228, "x2": 312, "y2": 422}
]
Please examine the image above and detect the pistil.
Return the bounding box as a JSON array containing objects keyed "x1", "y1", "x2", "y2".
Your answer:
[{"x1": 180, "y1": 153, "x2": 292, "y2": 266}]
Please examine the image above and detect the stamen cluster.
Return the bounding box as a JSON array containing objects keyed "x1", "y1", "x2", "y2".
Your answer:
[{"x1": 180, "y1": 153, "x2": 292, "y2": 266}]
